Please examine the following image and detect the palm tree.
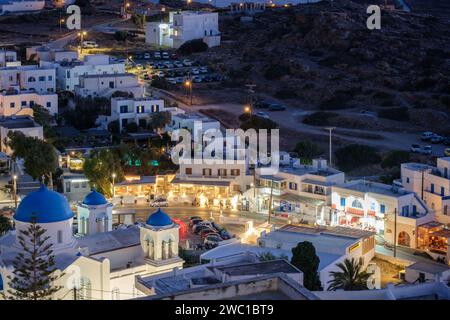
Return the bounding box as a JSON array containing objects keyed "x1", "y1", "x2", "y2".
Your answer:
[{"x1": 327, "y1": 258, "x2": 370, "y2": 291}]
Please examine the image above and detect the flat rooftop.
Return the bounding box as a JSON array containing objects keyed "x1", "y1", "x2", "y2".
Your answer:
[
  {"x1": 211, "y1": 259, "x2": 301, "y2": 276},
  {"x1": 402, "y1": 162, "x2": 434, "y2": 171},
  {"x1": 334, "y1": 179, "x2": 410, "y2": 198},
  {"x1": 407, "y1": 261, "x2": 450, "y2": 275},
  {"x1": 0, "y1": 116, "x2": 40, "y2": 129},
  {"x1": 278, "y1": 165, "x2": 342, "y2": 177},
  {"x1": 116, "y1": 176, "x2": 156, "y2": 186},
  {"x1": 82, "y1": 73, "x2": 134, "y2": 78}
]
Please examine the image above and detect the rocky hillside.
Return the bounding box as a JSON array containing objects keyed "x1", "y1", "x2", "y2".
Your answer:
[{"x1": 197, "y1": 0, "x2": 450, "y2": 131}]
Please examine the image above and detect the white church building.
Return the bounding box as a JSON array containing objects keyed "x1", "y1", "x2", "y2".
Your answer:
[{"x1": 0, "y1": 185, "x2": 183, "y2": 300}]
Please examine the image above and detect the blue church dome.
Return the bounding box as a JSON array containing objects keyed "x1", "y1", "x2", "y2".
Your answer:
[
  {"x1": 83, "y1": 189, "x2": 107, "y2": 206},
  {"x1": 146, "y1": 208, "x2": 173, "y2": 227},
  {"x1": 14, "y1": 185, "x2": 74, "y2": 223}
]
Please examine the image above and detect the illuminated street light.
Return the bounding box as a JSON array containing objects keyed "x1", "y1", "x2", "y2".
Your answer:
[
  {"x1": 78, "y1": 31, "x2": 87, "y2": 54},
  {"x1": 184, "y1": 80, "x2": 193, "y2": 106},
  {"x1": 111, "y1": 173, "x2": 117, "y2": 198}
]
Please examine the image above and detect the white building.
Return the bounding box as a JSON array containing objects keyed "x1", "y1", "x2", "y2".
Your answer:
[
  {"x1": 0, "y1": 65, "x2": 56, "y2": 93},
  {"x1": 146, "y1": 11, "x2": 221, "y2": 49},
  {"x1": 0, "y1": 88, "x2": 58, "y2": 116},
  {"x1": 76, "y1": 190, "x2": 114, "y2": 236},
  {"x1": 397, "y1": 158, "x2": 450, "y2": 226},
  {"x1": 0, "y1": 49, "x2": 18, "y2": 67},
  {"x1": 61, "y1": 172, "x2": 91, "y2": 203},
  {"x1": 53, "y1": 54, "x2": 126, "y2": 91},
  {"x1": 75, "y1": 73, "x2": 144, "y2": 98},
  {"x1": 0, "y1": 0, "x2": 44, "y2": 16},
  {"x1": 0, "y1": 115, "x2": 43, "y2": 155},
  {"x1": 0, "y1": 186, "x2": 184, "y2": 300},
  {"x1": 331, "y1": 179, "x2": 434, "y2": 249},
  {"x1": 243, "y1": 158, "x2": 345, "y2": 224},
  {"x1": 201, "y1": 224, "x2": 376, "y2": 291},
  {"x1": 165, "y1": 111, "x2": 220, "y2": 135},
  {"x1": 108, "y1": 97, "x2": 167, "y2": 132},
  {"x1": 27, "y1": 46, "x2": 78, "y2": 64}
]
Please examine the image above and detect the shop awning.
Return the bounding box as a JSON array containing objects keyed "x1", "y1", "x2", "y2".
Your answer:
[
  {"x1": 274, "y1": 193, "x2": 324, "y2": 206},
  {"x1": 116, "y1": 176, "x2": 156, "y2": 186},
  {"x1": 170, "y1": 178, "x2": 230, "y2": 187}
]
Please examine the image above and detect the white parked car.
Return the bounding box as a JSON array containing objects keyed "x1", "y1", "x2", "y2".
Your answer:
[
  {"x1": 154, "y1": 71, "x2": 165, "y2": 78},
  {"x1": 192, "y1": 75, "x2": 202, "y2": 83},
  {"x1": 150, "y1": 198, "x2": 168, "y2": 207},
  {"x1": 174, "y1": 61, "x2": 184, "y2": 68},
  {"x1": 82, "y1": 41, "x2": 99, "y2": 48},
  {"x1": 255, "y1": 111, "x2": 270, "y2": 119},
  {"x1": 421, "y1": 131, "x2": 434, "y2": 141},
  {"x1": 419, "y1": 145, "x2": 432, "y2": 155},
  {"x1": 410, "y1": 144, "x2": 421, "y2": 153},
  {"x1": 183, "y1": 59, "x2": 192, "y2": 66},
  {"x1": 191, "y1": 68, "x2": 200, "y2": 75},
  {"x1": 162, "y1": 52, "x2": 170, "y2": 59},
  {"x1": 199, "y1": 66, "x2": 208, "y2": 73},
  {"x1": 144, "y1": 53, "x2": 151, "y2": 59}
]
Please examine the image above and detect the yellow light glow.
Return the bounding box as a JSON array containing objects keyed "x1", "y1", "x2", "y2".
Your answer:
[
  {"x1": 185, "y1": 81, "x2": 191, "y2": 86},
  {"x1": 244, "y1": 106, "x2": 251, "y2": 113}
]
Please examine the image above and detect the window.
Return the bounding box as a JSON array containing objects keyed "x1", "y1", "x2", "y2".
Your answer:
[
  {"x1": 21, "y1": 101, "x2": 26, "y2": 107},
  {"x1": 441, "y1": 187, "x2": 445, "y2": 196},
  {"x1": 48, "y1": 75, "x2": 52, "y2": 81},
  {"x1": 185, "y1": 168, "x2": 192, "y2": 175},
  {"x1": 340, "y1": 198, "x2": 346, "y2": 207},
  {"x1": 109, "y1": 81, "x2": 114, "y2": 88},
  {"x1": 73, "y1": 183, "x2": 80, "y2": 189},
  {"x1": 231, "y1": 169, "x2": 240, "y2": 176},
  {"x1": 352, "y1": 200, "x2": 363, "y2": 209},
  {"x1": 444, "y1": 205, "x2": 448, "y2": 215},
  {"x1": 9, "y1": 102, "x2": 15, "y2": 108},
  {"x1": 370, "y1": 202, "x2": 375, "y2": 211},
  {"x1": 30, "y1": 101, "x2": 34, "y2": 107},
  {"x1": 151, "y1": 104, "x2": 159, "y2": 113},
  {"x1": 402, "y1": 206, "x2": 409, "y2": 216},
  {"x1": 46, "y1": 102, "x2": 51, "y2": 108},
  {"x1": 136, "y1": 105, "x2": 145, "y2": 114},
  {"x1": 406, "y1": 177, "x2": 410, "y2": 183},
  {"x1": 431, "y1": 183, "x2": 434, "y2": 193},
  {"x1": 120, "y1": 105, "x2": 128, "y2": 113},
  {"x1": 218, "y1": 169, "x2": 227, "y2": 177},
  {"x1": 28, "y1": 76, "x2": 36, "y2": 82},
  {"x1": 202, "y1": 168, "x2": 212, "y2": 176},
  {"x1": 57, "y1": 230, "x2": 63, "y2": 243},
  {"x1": 289, "y1": 182, "x2": 298, "y2": 190},
  {"x1": 81, "y1": 182, "x2": 87, "y2": 188},
  {"x1": 38, "y1": 76, "x2": 45, "y2": 82}
]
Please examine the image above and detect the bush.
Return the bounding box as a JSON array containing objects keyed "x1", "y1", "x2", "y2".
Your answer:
[
  {"x1": 264, "y1": 64, "x2": 290, "y2": 80},
  {"x1": 335, "y1": 144, "x2": 381, "y2": 172},
  {"x1": 151, "y1": 77, "x2": 172, "y2": 90},
  {"x1": 124, "y1": 122, "x2": 139, "y2": 133},
  {"x1": 114, "y1": 30, "x2": 128, "y2": 41},
  {"x1": 319, "y1": 90, "x2": 352, "y2": 110},
  {"x1": 240, "y1": 117, "x2": 278, "y2": 130},
  {"x1": 293, "y1": 140, "x2": 323, "y2": 163},
  {"x1": 378, "y1": 107, "x2": 410, "y2": 121},
  {"x1": 302, "y1": 112, "x2": 338, "y2": 126},
  {"x1": 381, "y1": 150, "x2": 410, "y2": 169},
  {"x1": 178, "y1": 39, "x2": 208, "y2": 55}
]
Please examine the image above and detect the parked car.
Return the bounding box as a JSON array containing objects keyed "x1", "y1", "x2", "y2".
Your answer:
[
  {"x1": 162, "y1": 52, "x2": 170, "y2": 59},
  {"x1": 430, "y1": 135, "x2": 444, "y2": 144},
  {"x1": 164, "y1": 62, "x2": 174, "y2": 68},
  {"x1": 444, "y1": 148, "x2": 450, "y2": 156},
  {"x1": 183, "y1": 59, "x2": 192, "y2": 66},
  {"x1": 144, "y1": 53, "x2": 151, "y2": 59},
  {"x1": 444, "y1": 137, "x2": 450, "y2": 146},
  {"x1": 255, "y1": 111, "x2": 270, "y2": 119},
  {"x1": 154, "y1": 52, "x2": 161, "y2": 59},
  {"x1": 193, "y1": 75, "x2": 202, "y2": 83},
  {"x1": 204, "y1": 235, "x2": 222, "y2": 249},
  {"x1": 154, "y1": 71, "x2": 165, "y2": 78},
  {"x1": 268, "y1": 103, "x2": 286, "y2": 111},
  {"x1": 189, "y1": 218, "x2": 203, "y2": 228},
  {"x1": 410, "y1": 144, "x2": 421, "y2": 153},
  {"x1": 419, "y1": 145, "x2": 432, "y2": 155},
  {"x1": 150, "y1": 197, "x2": 168, "y2": 207},
  {"x1": 166, "y1": 77, "x2": 177, "y2": 85},
  {"x1": 254, "y1": 100, "x2": 271, "y2": 109},
  {"x1": 170, "y1": 53, "x2": 178, "y2": 59},
  {"x1": 174, "y1": 61, "x2": 184, "y2": 68},
  {"x1": 421, "y1": 131, "x2": 434, "y2": 141},
  {"x1": 193, "y1": 224, "x2": 211, "y2": 234},
  {"x1": 82, "y1": 41, "x2": 98, "y2": 48},
  {"x1": 191, "y1": 68, "x2": 200, "y2": 75},
  {"x1": 203, "y1": 75, "x2": 213, "y2": 82},
  {"x1": 199, "y1": 66, "x2": 208, "y2": 73},
  {"x1": 200, "y1": 229, "x2": 219, "y2": 239}
]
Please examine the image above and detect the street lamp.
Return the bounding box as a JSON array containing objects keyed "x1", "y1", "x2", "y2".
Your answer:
[
  {"x1": 12, "y1": 174, "x2": 17, "y2": 209},
  {"x1": 111, "y1": 173, "x2": 117, "y2": 198},
  {"x1": 78, "y1": 31, "x2": 87, "y2": 54},
  {"x1": 184, "y1": 80, "x2": 192, "y2": 106},
  {"x1": 325, "y1": 127, "x2": 335, "y2": 167},
  {"x1": 59, "y1": 18, "x2": 65, "y2": 33},
  {"x1": 244, "y1": 105, "x2": 252, "y2": 114}
]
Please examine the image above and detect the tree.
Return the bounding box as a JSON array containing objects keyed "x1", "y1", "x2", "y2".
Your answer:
[
  {"x1": 293, "y1": 140, "x2": 323, "y2": 164},
  {"x1": 83, "y1": 149, "x2": 124, "y2": 197},
  {"x1": 381, "y1": 150, "x2": 410, "y2": 169},
  {"x1": 327, "y1": 258, "x2": 370, "y2": 291},
  {"x1": 0, "y1": 214, "x2": 12, "y2": 235},
  {"x1": 290, "y1": 241, "x2": 323, "y2": 291},
  {"x1": 335, "y1": 144, "x2": 381, "y2": 172},
  {"x1": 5, "y1": 216, "x2": 63, "y2": 300},
  {"x1": 114, "y1": 30, "x2": 128, "y2": 41},
  {"x1": 131, "y1": 14, "x2": 146, "y2": 29},
  {"x1": 7, "y1": 132, "x2": 58, "y2": 181},
  {"x1": 178, "y1": 39, "x2": 208, "y2": 55},
  {"x1": 149, "y1": 111, "x2": 172, "y2": 131},
  {"x1": 32, "y1": 104, "x2": 53, "y2": 127}
]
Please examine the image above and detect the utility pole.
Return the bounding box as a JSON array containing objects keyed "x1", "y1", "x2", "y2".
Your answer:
[
  {"x1": 73, "y1": 287, "x2": 77, "y2": 300},
  {"x1": 12, "y1": 174, "x2": 17, "y2": 209},
  {"x1": 268, "y1": 177, "x2": 274, "y2": 225},
  {"x1": 393, "y1": 208, "x2": 397, "y2": 258},
  {"x1": 325, "y1": 127, "x2": 335, "y2": 167}
]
